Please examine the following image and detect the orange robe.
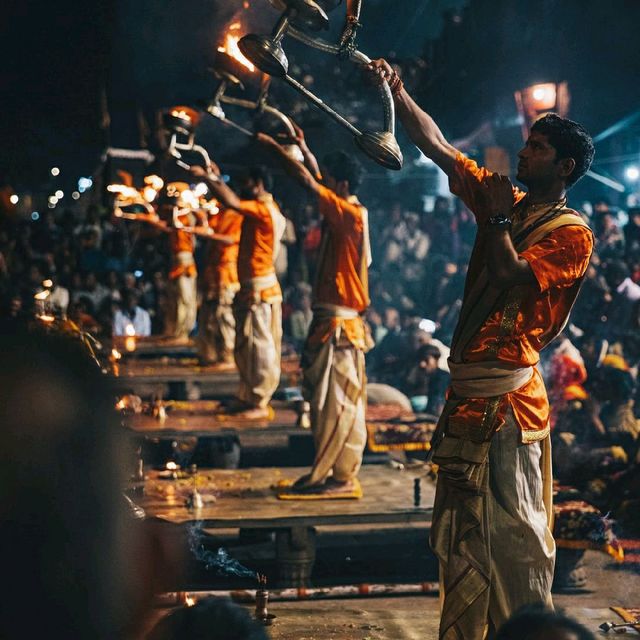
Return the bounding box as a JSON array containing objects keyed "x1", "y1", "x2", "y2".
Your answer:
[
  {"x1": 306, "y1": 185, "x2": 370, "y2": 349},
  {"x1": 168, "y1": 214, "x2": 196, "y2": 280},
  {"x1": 447, "y1": 152, "x2": 593, "y2": 441},
  {"x1": 201, "y1": 208, "x2": 242, "y2": 296},
  {"x1": 233, "y1": 193, "x2": 285, "y2": 409},
  {"x1": 301, "y1": 185, "x2": 371, "y2": 486},
  {"x1": 236, "y1": 194, "x2": 284, "y2": 304}
]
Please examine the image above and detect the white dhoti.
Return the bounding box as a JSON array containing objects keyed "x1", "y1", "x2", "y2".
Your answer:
[
  {"x1": 197, "y1": 286, "x2": 237, "y2": 364},
  {"x1": 233, "y1": 287, "x2": 282, "y2": 409},
  {"x1": 302, "y1": 309, "x2": 367, "y2": 486},
  {"x1": 165, "y1": 252, "x2": 197, "y2": 339},
  {"x1": 430, "y1": 363, "x2": 555, "y2": 639}
]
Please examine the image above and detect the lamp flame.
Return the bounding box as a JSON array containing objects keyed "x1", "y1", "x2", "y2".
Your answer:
[{"x1": 218, "y1": 25, "x2": 255, "y2": 73}]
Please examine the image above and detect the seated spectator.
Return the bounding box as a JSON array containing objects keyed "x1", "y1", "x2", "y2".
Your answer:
[
  {"x1": 147, "y1": 597, "x2": 269, "y2": 640},
  {"x1": 113, "y1": 288, "x2": 152, "y2": 337},
  {"x1": 289, "y1": 283, "x2": 313, "y2": 350},
  {"x1": 368, "y1": 306, "x2": 412, "y2": 385},
  {"x1": 495, "y1": 604, "x2": 595, "y2": 640},
  {"x1": 403, "y1": 343, "x2": 450, "y2": 416},
  {"x1": 72, "y1": 271, "x2": 109, "y2": 310},
  {"x1": 47, "y1": 273, "x2": 70, "y2": 316}
]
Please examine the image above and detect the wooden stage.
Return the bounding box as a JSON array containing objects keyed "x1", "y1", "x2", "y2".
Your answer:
[
  {"x1": 123, "y1": 400, "x2": 301, "y2": 438},
  {"x1": 130, "y1": 465, "x2": 433, "y2": 585},
  {"x1": 111, "y1": 355, "x2": 301, "y2": 398}
]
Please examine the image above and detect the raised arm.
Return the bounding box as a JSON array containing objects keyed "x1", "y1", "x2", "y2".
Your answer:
[
  {"x1": 190, "y1": 164, "x2": 259, "y2": 218},
  {"x1": 365, "y1": 59, "x2": 458, "y2": 178},
  {"x1": 255, "y1": 132, "x2": 322, "y2": 195},
  {"x1": 287, "y1": 120, "x2": 322, "y2": 179}
]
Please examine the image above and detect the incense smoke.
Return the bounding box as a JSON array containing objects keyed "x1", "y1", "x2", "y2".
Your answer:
[{"x1": 188, "y1": 523, "x2": 256, "y2": 579}]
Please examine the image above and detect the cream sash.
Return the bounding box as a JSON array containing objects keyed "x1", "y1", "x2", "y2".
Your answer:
[
  {"x1": 174, "y1": 251, "x2": 195, "y2": 267},
  {"x1": 259, "y1": 193, "x2": 287, "y2": 263},
  {"x1": 242, "y1": 272, "x2": 278, "y2": 291},
  {"x1": 449, "y1": 361, "x2": 533, "y2": 398},
  {"x1": 313, "y1": 303, "x2": 360, "y2": 319}
]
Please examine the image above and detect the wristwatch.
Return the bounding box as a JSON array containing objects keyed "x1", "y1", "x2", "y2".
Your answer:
[{"x1": 486, "y1": 215, "x2": 512, "y2": 228}]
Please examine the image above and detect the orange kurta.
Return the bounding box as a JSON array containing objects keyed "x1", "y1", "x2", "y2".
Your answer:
[
  {"x1": 168, "y1": 214, "x2": 196, "y2": 279},
  {"x1": 448, "y1": 152, "x2": 593, "y2": 440},
  {"x1": 236, "y1": 194, "x2": 283, "y2": 304},
  {"x1": 307, "y1": 185, "x2": 370, "y2": 349},
  {"x1": 201, "y1": 208, "x2": 242, "y2": 296}
]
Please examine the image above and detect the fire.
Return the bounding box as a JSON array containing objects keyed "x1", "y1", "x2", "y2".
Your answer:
[
  {"x1": 34, "y1": 290, "x2": 50, "y2": 301},
  {"x1": 144, "y1": 174, "x2": 164, "y2": 191},
  {"x1": 108, "y1": 184, "x2": 141, "y2": 200},
  {"x1": 171, "y1": 109, "x2": 192, "y2": 121},
  {"x1": 185, "y1": 596, "x2": 196, "y2": 607},
  {"x1": 143, "y1": 186, "x2": 158, "y2": 203},
  {"x1": 166, "y1": 461, "x2": 179, "y2": 471},
  {"x1": 218, "y1": 25, "x2": 255, "y2": 73},
  {"x1": 111, "y1": 348, "x2": 122, "y2": 361}
]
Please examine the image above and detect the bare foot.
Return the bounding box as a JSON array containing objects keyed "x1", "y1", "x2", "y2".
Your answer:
[{"x1": 229, "y1": 406, "x2": 273, "y2": 421}]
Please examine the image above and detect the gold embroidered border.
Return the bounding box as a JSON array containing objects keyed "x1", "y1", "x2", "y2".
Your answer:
[
  {"x1": 486, "y1": 286, "x2": 525, "y2": 357},
  {"x1": 521, "y1": 423, "x2": 551, "y2": 443}
]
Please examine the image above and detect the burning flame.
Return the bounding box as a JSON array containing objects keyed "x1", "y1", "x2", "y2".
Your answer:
[
  {"x1": 144, "y1": 174, "x2": 164, "y2": 191},
  {"x1": 115, "y1": 399, "x2": 126, "y2": 411},
  {"x1": 218, "y1": 25, "x2": 255, "y2": 73},
  {"x1": 166, "y1": 461, "x2": 179, "y2": 471},
  {"x1": 34, "y1": 290, "x2": 50, "y2": 301},
  {"x1": 185, "y1": 596, "x2": 196, "y2": 607},
  {"x1": 42, "y1": 279, "x2": 53, "y2": 288},
  {"x1": 108, "y1": 184, "x2": 141, "y2": 199},
  {"x1": 111, "y1": 348, "x2": 122, "y2": 361},
  {"x1": 193, "y1": 182, "x2": 208, "y2": 198},
  {"x1": 143, "y1": 186, "x2": 158, "y2": 203},
  {"x1": 171, "y1": 109, "x2": 192, "y2": 121}
]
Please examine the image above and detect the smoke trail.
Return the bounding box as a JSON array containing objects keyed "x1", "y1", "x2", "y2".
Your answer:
[{"x1": 188, "y1": 523, "x2": 256, "y2": 579}]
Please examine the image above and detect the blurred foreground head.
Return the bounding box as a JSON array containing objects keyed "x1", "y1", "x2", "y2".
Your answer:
[
  {"x1": 147, "y1": 597, "x2": 269, "y2": 640},
  {"x1": 0, "y1": 330, "x2": 138, "y2": 638},
  {"x1": 495, "y1": 604, "x2": 595, "y2": 640}
]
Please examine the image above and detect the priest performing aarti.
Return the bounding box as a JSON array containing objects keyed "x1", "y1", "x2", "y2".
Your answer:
[
  {"x1": 256, "y1": 125, "x2": 372, "y2": 499},
  {"x1": 195, "y1": 204, "x2": 243, "y2": 368},
  {"x1": 193, "y1": 163, "x2": 286, "y2": 420},
  {"x1": 366, "y1": 59, "x2": 595, "y2": 637}
]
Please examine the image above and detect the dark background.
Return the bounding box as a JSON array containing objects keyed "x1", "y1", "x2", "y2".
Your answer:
[{"x1": 2, "y1": 0, "x2": 640, "y2": 203}]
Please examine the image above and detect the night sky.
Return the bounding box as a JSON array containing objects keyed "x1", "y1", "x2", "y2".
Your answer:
[{"x1": 3, "y1": 0, "x2": 640, "y2": 199}]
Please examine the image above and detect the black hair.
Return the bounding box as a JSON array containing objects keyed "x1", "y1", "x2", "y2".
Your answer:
[
  {"x1": 322, "y1": 150, "x2": 364, "y2": 193},
  {"x1": 531, "y1": 113, "x2": 595, "y2": 188},
  {"x1": 417, "y1": 343, "x2": 441, "y2": 362},
  {"x1": 147, "y1": 597, "x2": 269, "y2": 640},
  {"x1": 244, "y1": 165, "x2": 273, "y2": 192},
  {"x1": 495, "y1": 604, "x2": 596, "y2": 640}
]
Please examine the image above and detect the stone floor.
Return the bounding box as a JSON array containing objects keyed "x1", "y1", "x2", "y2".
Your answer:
[
  {"x1": 263, "y1": 550, "x2": 640, "y2": 639},
  {"x1": 158, "y1": 540, "x2": 639, "y2": 639}
]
